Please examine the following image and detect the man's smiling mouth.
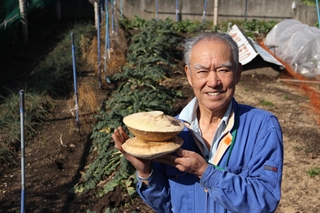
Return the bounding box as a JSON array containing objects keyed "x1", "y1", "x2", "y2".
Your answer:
[{"x1": 206, "y1": 92, "x2": 221, "y2": 96}]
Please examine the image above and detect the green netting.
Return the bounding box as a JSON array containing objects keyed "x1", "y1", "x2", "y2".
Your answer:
[
  {"x1": 0, "y1": 1, "x2": 20, "y2": 32},
  {"x1": 28, "y1": 0, "x2": 57, "y2": 14},
  {"x1": 0, "y1": 0, "x2": 57, "y2": 42}
]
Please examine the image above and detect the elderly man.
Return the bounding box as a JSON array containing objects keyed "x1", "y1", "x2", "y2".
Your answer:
[{"x1": 113, "y1": 32, "x2": 283, "y2": 213}]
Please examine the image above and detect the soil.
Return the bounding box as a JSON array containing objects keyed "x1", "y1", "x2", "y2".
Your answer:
[{"x1": 1, "y1": 20, "x2": 320, "y2": 213}]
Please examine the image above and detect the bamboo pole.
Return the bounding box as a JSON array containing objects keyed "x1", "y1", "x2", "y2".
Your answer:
[
  {"x1": 94, "y1": 2, "x2": 99, "y2": 29},
  {"x1": 213, "y1": 0, "x2": 218, "y2": 27},
  {"x1": 19, "y1": 0, "x2": 29, "y2": 44},
  {"x1": 55, "y1": 0, "x2": 61, "y2": 21},
  {"x1": 278, "y1": 79, "x2": 320, "y2": 84}
]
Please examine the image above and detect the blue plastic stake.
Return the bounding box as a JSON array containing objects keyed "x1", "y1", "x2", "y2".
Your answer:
[
  {"x1": 105, "y1": 0, "x2": 111, "y2": 84},
  {"x1": 156, "y1": 0, "x2": 158, "y2": 20},
  {"x1": 176, "y1": 0, "x2": 179, "y2": 22},
  {"x1": 106, "y1": 0, "x2": 110, "y2": 51},
  {"x1": 120, "y1": 0, "x2": 123, "y2": 17},
  {"x1": 104, "y1": 0, "x2": 108, "y2": 75},
  {"x1": 115, "y1": 0, "x2": 118, "y2": 43},
  {"x1": 112, "y1": 0, "x2": 115, "y2": 35},
  {"x1": 316, "y1": 0, "x2": 320, "y2": 28},
  {"x1": 202, "y1": 0, "x2": 208, "y2": 24},
  {"x1": 20, "y1": 90, "x2": 25, "y2": 213},
  {"x1": 244, "y1": 0, "x2": 248, "y2": 21},
  {"x1": 97, "y1": 2, "x2": 102, "y2": 88},
  {"x1": 71, "y1": 33, "x2": 80, "y2": 131}
]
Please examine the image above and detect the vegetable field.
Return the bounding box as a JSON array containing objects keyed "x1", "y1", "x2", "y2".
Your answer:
[{"x1": 0, "y1": 16, "x2": 320, "y2": 213}]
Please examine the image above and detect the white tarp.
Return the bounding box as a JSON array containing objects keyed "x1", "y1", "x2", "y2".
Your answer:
[{"x1": 265, "y1": 19, "x2": 320, "y2": 78}]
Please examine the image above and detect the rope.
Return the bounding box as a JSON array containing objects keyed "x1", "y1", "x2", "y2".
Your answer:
[{"x1": 69, "y1": 104, "x2": 79, "y2": 116}]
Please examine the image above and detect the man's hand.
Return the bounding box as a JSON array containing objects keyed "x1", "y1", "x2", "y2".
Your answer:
[
  {"x1": 112, "y1": 126, "x2": 152, "y2": 178},
  {"x1": 154, "y1": 148, "x2": 208, "y2": 178}
]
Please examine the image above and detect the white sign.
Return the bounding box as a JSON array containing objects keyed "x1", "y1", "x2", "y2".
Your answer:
[
  {"x1": 228, "y1": 24, "x2": 283, "y2": 67},
  {"x1": 228, "y1": 25, "x2": 258, "y2": 65}
]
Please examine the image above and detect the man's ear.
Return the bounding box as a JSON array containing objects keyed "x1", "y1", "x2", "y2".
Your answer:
[
  {"x1": 235, "y1": 63, "x2": 243, "y2": 84},
  {"x1": 185, "y1": 65, "x2": 193, "y2": 87}
]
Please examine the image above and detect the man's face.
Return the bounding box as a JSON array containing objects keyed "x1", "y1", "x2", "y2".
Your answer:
[{"x1": 185, "y1": 39, "x2": 242, "y2": 114}]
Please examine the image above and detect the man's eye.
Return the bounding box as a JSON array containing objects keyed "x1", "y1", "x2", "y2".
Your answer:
[{"x1": 218, "y1": 69, "x2": 230, "y2": 73}]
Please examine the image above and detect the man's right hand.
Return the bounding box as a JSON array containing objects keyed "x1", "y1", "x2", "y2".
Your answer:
[{"x1": 112, "y1": 126, "x2": 153, "y2": 178}]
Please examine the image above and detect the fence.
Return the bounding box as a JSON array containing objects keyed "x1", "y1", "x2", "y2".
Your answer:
[
  {"x1": 121, "y1": 0, "x2": 318, "y2": 27},
  {"x1": 1, "y1": 0, "x2": 319, "y2": 45},
  {"x1": 0, "y1": 0, "x2": 57, "y2": 43}
]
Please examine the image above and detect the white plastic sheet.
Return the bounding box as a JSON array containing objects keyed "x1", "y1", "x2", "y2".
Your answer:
[{"x1": 265, "y1": 19, "x2": 320, "y2": 78}]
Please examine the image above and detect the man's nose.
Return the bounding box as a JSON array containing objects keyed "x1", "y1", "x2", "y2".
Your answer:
[{"x1": 207, "y1": 71, "x2": 220, "y2": 86}]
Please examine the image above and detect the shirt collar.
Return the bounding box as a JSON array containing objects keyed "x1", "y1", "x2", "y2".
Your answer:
[
  {"x1": 178, "y1": 97, "x2": 233, "y2": 127},
  {"x1": 178, "y1": 97, "x2": 198, "y2": 124}
]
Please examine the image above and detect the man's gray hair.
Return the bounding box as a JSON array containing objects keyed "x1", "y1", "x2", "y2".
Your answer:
[{"x1": 183, "y1": 32, "x2": 239, "y2": 72}]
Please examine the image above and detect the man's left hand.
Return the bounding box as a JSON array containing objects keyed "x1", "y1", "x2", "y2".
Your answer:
[{"x1": 154, "y1": 148, "x2": 208, "y2": 178}]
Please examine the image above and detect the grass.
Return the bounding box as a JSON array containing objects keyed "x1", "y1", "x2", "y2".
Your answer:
[
  {"x1": 293, "y1": 146, "x2": 304, "y2": 152},
  {"x1": 302, "y1": 0, "x2": 316, "y2": 6},
  {"x1": 304, "y1": 147, "x2": 315, "y2": 153},
  {"x1": 0, "y1": 90, "x2": 48, "y2": 164},
  {"x1": 260, "y1": 99, "x2": 275, "y2": 107},
  {"x1": 0, "y1": 20, "x2": 96, "y2": 165},
  {"x1": 307, "y1": 167, "x2": 320, "y2": 177}
]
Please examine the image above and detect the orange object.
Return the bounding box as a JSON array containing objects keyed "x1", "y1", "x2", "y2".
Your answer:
[
  {"x1": 224, "y1": 136, "x2": 232, "y2": 145},
  {"x1": 259, "y1": 42, "x2": 320, "y2": 126}
]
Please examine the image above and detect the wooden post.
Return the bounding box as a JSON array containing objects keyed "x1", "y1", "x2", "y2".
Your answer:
[
  {"x1": 94, "y1": 1, "x2": 99, "y2": 29},
  {"x1": 213, "y1": 0, "x2": 218, "y2": 27},
  {"x1": 56, "y1": 0, "x2": 61, "y2": 21},
  {"x1": 19, "y1": 0, "x2": 29, "y2": 44}
]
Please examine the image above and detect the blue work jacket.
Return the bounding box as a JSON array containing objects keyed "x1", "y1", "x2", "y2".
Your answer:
[{"x1": 136, "y1": 98, "x2": 283, "y2": 213}]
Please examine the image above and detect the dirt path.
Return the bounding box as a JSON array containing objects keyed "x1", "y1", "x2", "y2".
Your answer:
[
  {"x1": 1, "y1": 50, "x2": 320, "y2": 213},
  {"x1": 236, "y1": 62, "x2": 320, "y2": 213}
]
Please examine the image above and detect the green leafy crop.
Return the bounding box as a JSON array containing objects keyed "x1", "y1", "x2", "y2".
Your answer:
[{"x1": 72, "y1": 17, "x2": 184, "y2": 198}]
